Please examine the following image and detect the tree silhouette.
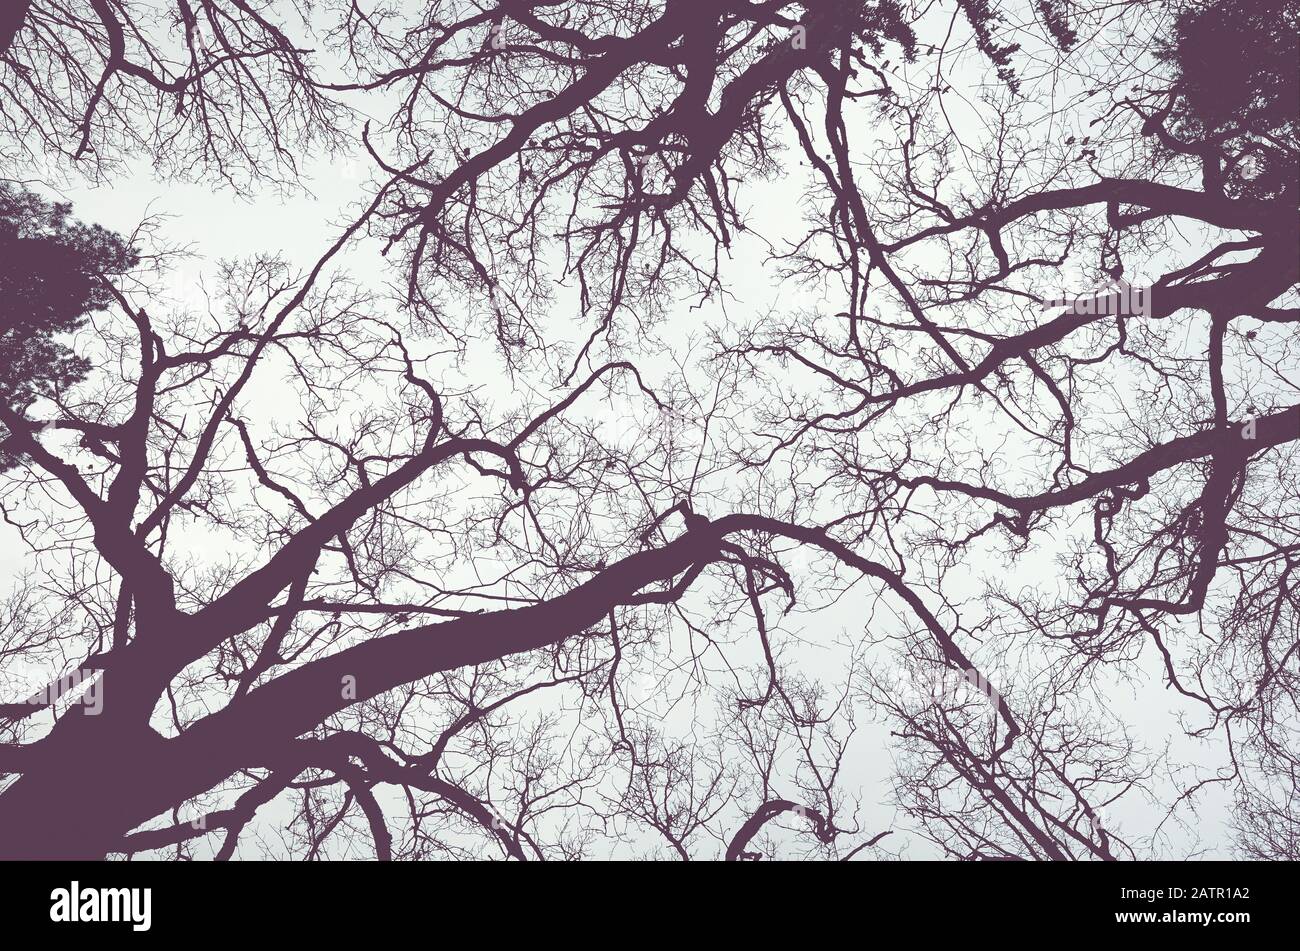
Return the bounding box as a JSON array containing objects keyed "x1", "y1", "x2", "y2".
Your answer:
[
  {"x1": 0, "y1": 183, "x2": 136, "y2": 471},
  {"x1": 0, "y1": 0, "x2": 1295, "y2": 860}
]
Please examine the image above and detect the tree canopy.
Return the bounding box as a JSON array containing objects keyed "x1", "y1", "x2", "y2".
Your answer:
[
  {"x1": 0, "y1": 0, "x2": 1296, "y2": 861},
  {"x1": 0, "y1": 183, "x2": 136, "y2": 470}
]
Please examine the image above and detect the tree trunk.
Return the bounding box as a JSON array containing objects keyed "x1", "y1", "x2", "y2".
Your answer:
[
  {"x1": 0, "y1": 0, "x2": 32, "y2": 60},
  {"x1": 0, "y1": 695, "x2": 232, "y2": 859}
]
